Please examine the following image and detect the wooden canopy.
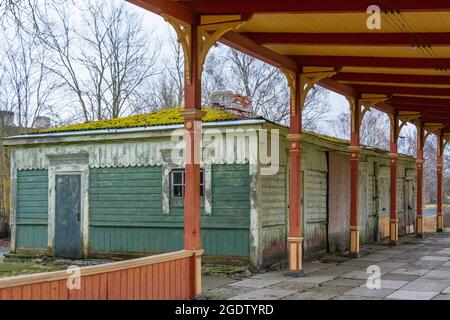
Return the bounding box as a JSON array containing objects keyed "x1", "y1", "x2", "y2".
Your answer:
[{"x1": 128, "y1": 0, "x2": 450, "y2": 134}]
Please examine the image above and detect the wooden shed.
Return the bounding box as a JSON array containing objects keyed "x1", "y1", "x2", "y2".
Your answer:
[{"x1": 3, "y1": 107, "x2": 417, "y2": 269}]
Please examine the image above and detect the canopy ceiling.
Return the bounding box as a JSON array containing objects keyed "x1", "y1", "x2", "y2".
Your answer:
[{"x1": 128, "y1": 0, "x2": 450, "y2": 135}]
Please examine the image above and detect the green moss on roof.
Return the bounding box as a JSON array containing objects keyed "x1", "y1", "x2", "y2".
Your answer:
[{"x1": 33, "y1": 107, "x2": 242, "y2": 134}]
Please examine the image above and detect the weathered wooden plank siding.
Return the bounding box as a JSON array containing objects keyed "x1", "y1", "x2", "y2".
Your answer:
[
  {"x1": 15, "y1": 170, "x2": 48, "y2": 249},
  {"x1": 302, "y1": 145, "x2": 328, "y2": 255},
  {"x1": 260, "y1": 165, "x2": 287, "y2": 265},
  {"x1": 89, "y1": 164, "x2": 250, "y2": 257}
]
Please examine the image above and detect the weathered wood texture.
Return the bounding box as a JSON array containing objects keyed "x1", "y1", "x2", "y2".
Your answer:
[
  {"x1": 260, "y1": 165, "x2": 287, "y2": 265},
  {"x1": 15, "y1": 170, "x2": 48, "y2": 249},
  {"x1": 0, "y1": 250, "x2": 196, "y2": 300},
  {"x1": 88, "y1": 164, "x2": 250, "y2": 257}
]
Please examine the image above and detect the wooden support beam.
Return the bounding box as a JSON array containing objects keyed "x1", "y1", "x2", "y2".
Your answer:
[
  {"x1": 293, "y1": 55, "x2": 450, "y2": 70},
  {"x1": 334, "y1": 73, "x2": 450, "y2": 86},
  {"x1": 127, "y1": 0, "x2": 196, "y2": 24},
  {"x1": 187, "y1": 0, "x2": 450, "y2": 14},
  {"x1": 245, "y1": 32, "x2": 450, "y2": 46},
  {"x1": 220, "y1": 31, "x2": 299, "y2": 71},
  {"x1": 353, "y1": 85, "x2": 450, "y2": 97}
]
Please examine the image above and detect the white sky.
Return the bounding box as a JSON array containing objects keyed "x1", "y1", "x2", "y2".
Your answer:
[{"x1": 122, "y1": 0, "x2": 349, "y2": 119}]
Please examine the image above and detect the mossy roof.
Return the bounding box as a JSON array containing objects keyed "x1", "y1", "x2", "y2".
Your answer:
[{"x1": 33, "y1": 107, "x2": 245, "y2": 134}]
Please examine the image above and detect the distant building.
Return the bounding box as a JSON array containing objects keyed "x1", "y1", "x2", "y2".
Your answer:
[{"x1": 0, "y1": 111, "x2": 51, "y2": 238}]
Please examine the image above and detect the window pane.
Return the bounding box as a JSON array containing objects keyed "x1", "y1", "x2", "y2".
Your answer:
[
  {"x1": 173, "y1": 185, "x2": 183, "y2": 198},
  {"x1": 172, "y1": 171, "x2": 183, "y2": 184}
]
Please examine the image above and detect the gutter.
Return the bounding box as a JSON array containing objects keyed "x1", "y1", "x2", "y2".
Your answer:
[{"x1": 3, "y1": 119, "x2": 267, "y2": 146}]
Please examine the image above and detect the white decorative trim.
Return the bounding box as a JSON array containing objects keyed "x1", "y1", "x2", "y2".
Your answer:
[
  {"x1": 160, "y1": 148, "x2": 212, "y2": 215},
  {"x1": 47, "y1": 154, "x2": 89, "y2": 257}
]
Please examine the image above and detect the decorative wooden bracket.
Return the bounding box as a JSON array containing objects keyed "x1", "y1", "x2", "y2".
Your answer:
[
  {"x1": 424, "y1": 123, "x2": 445, "y2": 136},
  {"x1": 346, "y1": 95, "x2": 387, "y2": 134},
  {"x1": 163, "y1": 14, "x2": 247, "y2": 85},
  {"x1": 443, "y1": 133, "x2": 450, "y2": 149},
  {"x1": 281, "y1": 68, "x2": 336, "y2": 117},
  {"x1": 398, "y1": 111, "x2": 421, "y2": 133},
  {"x1": 358, "y1": 95, "x2": 388, "y2": 125}
]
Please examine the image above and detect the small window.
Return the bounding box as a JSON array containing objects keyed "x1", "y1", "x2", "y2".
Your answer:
[{"x1": 170, "y1": 169, "x2": 204, "y2": 198}]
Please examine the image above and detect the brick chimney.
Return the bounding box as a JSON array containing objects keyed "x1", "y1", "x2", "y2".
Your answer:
[
  {"x1": 34, "y1": 116, "x2": 51, "y2": 129},
  {"x1": 210, "y1": 91, "x2": 253, "y2": 117}
]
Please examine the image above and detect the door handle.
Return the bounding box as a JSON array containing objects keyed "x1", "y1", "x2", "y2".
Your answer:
[{"x1": 77, "y1": 211, "x2": 80, "y2": 222}]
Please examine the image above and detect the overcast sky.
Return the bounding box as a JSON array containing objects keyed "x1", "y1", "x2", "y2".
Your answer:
[{"x1": 122, "y1": 0, "x2": 350, "y2": 119}]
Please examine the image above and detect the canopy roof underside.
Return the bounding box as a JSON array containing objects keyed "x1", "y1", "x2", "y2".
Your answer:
[{"x1": 128, "y1": 0, "x2": 450, "y2": 135}]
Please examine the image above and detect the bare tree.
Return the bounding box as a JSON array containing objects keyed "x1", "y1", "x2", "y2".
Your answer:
[
  {"x1": 0, "y1": 29, "x2": 56, "y2": 128},
  {"x1": 35, "y1": 0, "x2": 159, "y2": 121},
  {"x1": 202, "y1": 47, "x2": 330, "y2": 129},
  {"x1": 326, "y1": 108, "x2": 390, "y2": 150}
]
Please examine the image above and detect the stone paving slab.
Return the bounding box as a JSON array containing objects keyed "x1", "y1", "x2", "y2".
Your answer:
[
  {"x1": 203, "y1": 232, "x2": 450, "y2": 300},
  {"x1": 386, "y1": 290, "x2": 439, "y2": 300},
  {"x1": 401, "y1": 278, "x2": 449, "y2": 292},
  {"x1": 267, "y1": 280, "x2": 318, "y2": 292},
  {"x1": 342, "y1": 270, "x2": 371, "y2": 280},
  {"x1": 391, "y1": 267, "x2": 430, "y2": 276},
  {"x1": 302, "y1": 261, "x2": 336, "y2": 274},
  {"x1": 228, "y1": 288, "x2": 296, "y2": 300},
  {"x1": 422, "y1": 269, "x2": 450, "y2": 280},
  {"x1": 344, "y1": 287, "x2": 396, "y2": 298},
  {"x1": 440, "y1": 261, "x2": 450, "y2": 267},
  {"x1": 228, "y1": 278, "x2": 284, "y2": 289},
  {"x1": 420, "y1": 256, "x2": 450, "y2": 261},
  {"x1": 359, "y1": 280, "x2": 408, "y2": 290},
  {"x1": 252, "y1": 270, "x2": 289, "y2": 281},
  {"x1": 432, "y1": 294, "x2": 450, "y2": 300},
  {"x1": 288, "y1": 275, "x2": 336, "y2": 284},
  {"x1": 325, "y1": 278, "x2": 366, "y2": 288}
]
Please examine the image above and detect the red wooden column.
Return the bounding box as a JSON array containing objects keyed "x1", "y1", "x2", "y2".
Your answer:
[
  {"x1": 349, "y1": 97, "x2": 361, "y2": 257},
  {"x1": 437, "y1": 131, "x2": 444, "y2": 232},
  {"x1": 287, "y1": 72, "x2": 304, "y2": 276},
  {"x1": 178, "y1": 23, "x2": 205, "y2": 297},
  {"x1": 389, "y1": 114, "x2": 399, "y2": 245},
  {"x1": 416, "y1": 122, "x2": 425, "y2": 237}
]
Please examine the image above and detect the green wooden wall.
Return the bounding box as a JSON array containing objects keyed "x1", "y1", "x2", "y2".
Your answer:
[
  {"x1": 15, "y1": 170, "x2": 48, "y2": 249},
  {"x1": 89, "y1": 164, "x2": 250, "y2": 257}
]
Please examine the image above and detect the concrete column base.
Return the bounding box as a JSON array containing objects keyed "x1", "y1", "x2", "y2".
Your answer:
[
  {"x1": 349, "y1": 227, "x2": 360, "y2": 257},
  {"x1": 389, "y1": 218, "x2": 399, "y2": 245},
  {"x1": 416, "y1": 215, "x2": 423, "y2": 238},
  {"x1": 437, "y1": 214, "x2": 444, "y2": 232},
  {"x1": 287, "y1": 237, "x2": 304, "y2": 276}
]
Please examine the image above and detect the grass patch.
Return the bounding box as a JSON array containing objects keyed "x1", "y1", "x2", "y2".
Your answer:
[{"x1": 0, "y1": 257, "x2": 65, "y2": 278}]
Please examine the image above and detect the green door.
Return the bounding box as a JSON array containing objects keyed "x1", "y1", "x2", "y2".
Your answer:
[{"x1": 55, "y1": 174, "x2": 82, "y2": 258}]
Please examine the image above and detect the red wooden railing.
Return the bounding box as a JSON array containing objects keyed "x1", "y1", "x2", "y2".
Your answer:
[{"x1": 0, "y1": 250, "x2": 202, "y2": 300}]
